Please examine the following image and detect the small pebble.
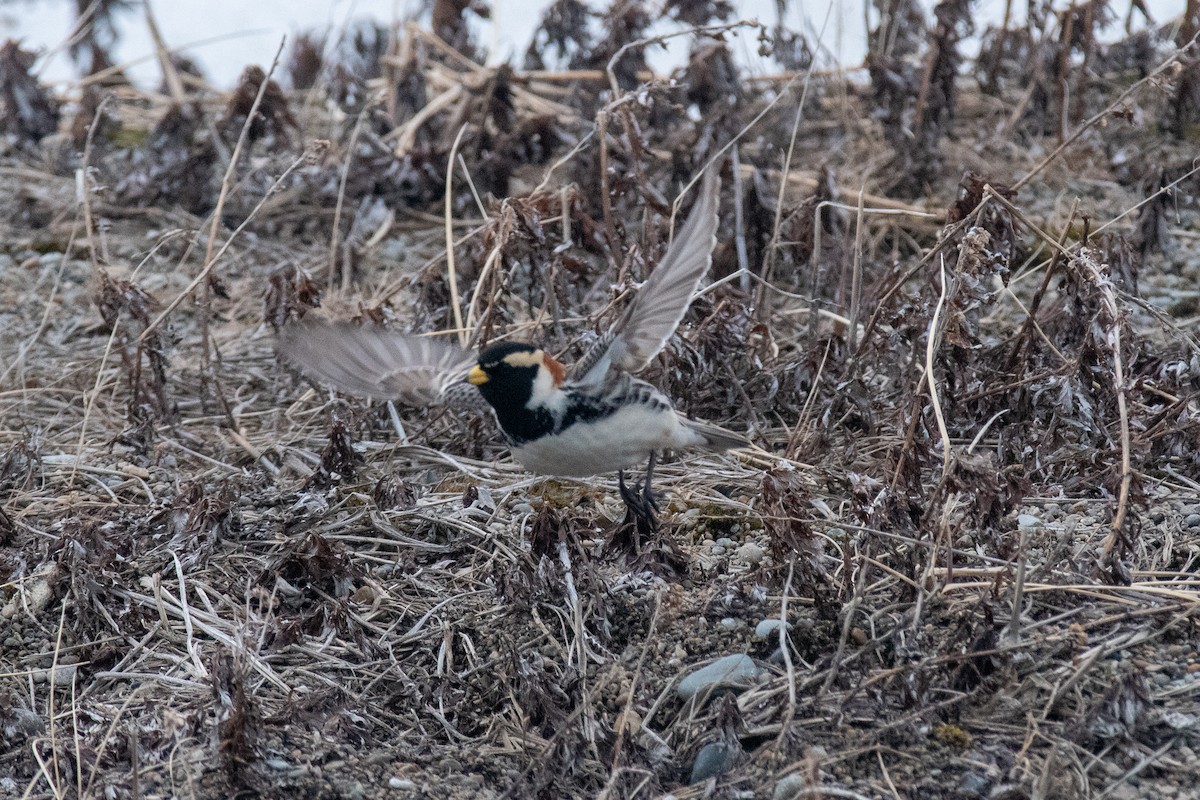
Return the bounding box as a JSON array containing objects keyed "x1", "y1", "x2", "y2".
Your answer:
[
  {"x1": 33, "y1": 664, "x2": 77, "y2": 684},
  {"x1": 379, "y1": 238, "x2": 409, "y2": 262},
  {"x1": 1186, "y1": 513, "x2": 1200, "y2": 529},
  {"x1": 957, "y1": 772, "x2": 992, "y2": 796},
  {"x1": 388, "y1": 778, "x2": 417, "y2": 790},
  {"x1": 677, "y1": 654, "x2": 761, "y2": 700},
  {"x1": 716, "y1": 537, "x2": 734, "y2": 548},
  {"x1": 755, "y1": 619, "x2": 791, "y2": 639},
  {"x1": 773, "y1": 775, "x2": 807, "y2": 800},
  {"x1": 1106, "y1": 785, "x2": 1139, "y2": 800},
  {"x1": 1, "y1": 706, "x2": 43, "y2": 738},
  {"x1": 718, "y1": 617, "x2": 744, "y2": 631},
  {"x1": 736, "y1": 542, "x2": 765, "y2": 565},
  {"x1": 690, "y1": 741, "x2": 740, "y2": 784},
  {"x1": 1017, "y1": 513, "x2": 1043, "y2": 530}
]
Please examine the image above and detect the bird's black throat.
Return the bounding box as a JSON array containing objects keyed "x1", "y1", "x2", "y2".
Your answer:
[
  {"x1": 477, "y1": 381, "x2": 538, "y2": 446},
  {"x1": 473, "y1": 354, "x2": 547, "y2": 445},
  {"x1": 473, "y1": 341, "x2": 618, "y2": 447}
]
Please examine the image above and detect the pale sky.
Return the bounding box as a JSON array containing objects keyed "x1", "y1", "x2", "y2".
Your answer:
[{"x1": 0, "y1": 0, "x2": 1182, "y2": 88}]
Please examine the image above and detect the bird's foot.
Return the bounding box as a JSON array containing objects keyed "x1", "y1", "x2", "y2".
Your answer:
[
  {"x1": 605, "y1": 470, "x2": 684, "y2": 577},
  {"x1": 610, "y1": 470, "x2": 658, "y2": 553},
  {"x1": 641, "y1": 484, "x2": 664, "y2": 514}
]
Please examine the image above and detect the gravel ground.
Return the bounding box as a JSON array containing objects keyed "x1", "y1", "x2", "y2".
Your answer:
[{"x1": 3, "y1": 6, "x2": 1200, "y2": 799}]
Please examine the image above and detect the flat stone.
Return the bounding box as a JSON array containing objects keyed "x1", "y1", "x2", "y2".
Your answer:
[
  {"x1": 677, "y1": 654, "x2": 761, "y2": 700},
  {"x1": 755, "y1": 619, "x2": 791, "y2": 639},
  {"x1": 1017, "y1": 513, "x2": 1043, "y2": 530},
  {"x1": 773, "y1": 775, "x2": 807, "y2": 800},
  {"x1": 957, "y1": 772, "x2": 992, "y2": 796},
  {"x1": 689, "y1": 741, "x2": 740, "y2": 784},
  {"x1": 737, "y1": 542, "x2": 765, "y2": 565}
]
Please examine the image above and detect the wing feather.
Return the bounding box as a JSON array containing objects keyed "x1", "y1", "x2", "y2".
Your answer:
[
  {"x1": 278, "y1": 320, "x2": 477, "y2": 406},
  {"x1": 574, "y1": 163, "x2": 721, "y2": 384}
]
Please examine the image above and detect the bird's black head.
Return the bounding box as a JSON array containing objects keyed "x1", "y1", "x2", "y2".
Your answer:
[{"x1": 468, "y1": 341, "x2": 544, "y2": 410}]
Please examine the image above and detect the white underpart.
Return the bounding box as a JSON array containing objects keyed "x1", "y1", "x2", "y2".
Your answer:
[
  {"x1": 509, "y1": 362, "x2": 723, "y2": 476},
  {"x1": 512, "y1": 403, "x2": 706, "y2": 477}
]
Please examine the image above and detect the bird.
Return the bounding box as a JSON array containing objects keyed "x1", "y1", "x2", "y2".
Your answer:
[{"x1": 279, "y1": 163, "x2": 749, "y2": 536}]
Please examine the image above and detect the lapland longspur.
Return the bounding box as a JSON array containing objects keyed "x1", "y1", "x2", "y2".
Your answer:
[{"x1": 280, "y1": 163, "x2": 749, "y2": 531}]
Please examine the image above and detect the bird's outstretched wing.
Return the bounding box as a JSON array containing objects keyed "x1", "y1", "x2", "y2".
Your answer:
[
  {"x1": 572, "y1": 162, "x2": 722, "y2": 386},
  {"x1": 278, "y1": 319, "x2": 479, "y2": 407}
]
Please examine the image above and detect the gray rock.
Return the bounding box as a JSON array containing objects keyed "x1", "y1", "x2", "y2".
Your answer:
[
  {"x1": 718, "y1": 617, "x2": 745, "y2": 631},
  {"x1": 0, "y1": 706, "x2": 44, "y2": 739},
  {"x1": 957, "y1": 772, "x2": 992, "y2": 796},
  {"x1": 1017, "y1": 513, "x2": 1043, "y2": 530},
  {"x1": 689, "y1": 741, "x2": 740, "y2": 784},
  {"x1": 32, "y1": 664, "x2": 76, "y2": 684},
  {"x1": 736, "y1": 542, "x2": 765, "y2": 565},
  {"x1": 773, "y1": 774, "x2": 807, "y2": 800},
  {"x1": 677, "y1": 654, "x2": 761, "y2": 700},
  {"x1": 1106, "y1": 785, "x2": 1139, "y2": 800},
  {"x1": 755, "y1": 619, "x2": 791, "y2": 639},
  {"x1": 379, "y1": 238, "x2": 410, "y2": 263},
  {"x1": 1186, "y1": 513, "x2": 1200, "y2": 529}
]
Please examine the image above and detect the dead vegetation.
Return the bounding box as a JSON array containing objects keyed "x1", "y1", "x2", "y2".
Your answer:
[{"x1": 2, "y1": 1, "x2": 1200, "y2": 798}]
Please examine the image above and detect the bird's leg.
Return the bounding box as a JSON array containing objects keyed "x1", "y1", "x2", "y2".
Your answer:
[
  {"x1": 614, "y1": 465, "x2": 658, "y2": 548},
  {"x1": 642, "y1": 451, "x2": 660, "y2": 512},
  {"x1": 618, "y1": 468, "x2": 656, "y2": 526},
  {"x1": 618, "y1": 469, "x2": 641, "y2": 511},
  {"x1": 606, "y1": 457, "x2": 684, "y2": 576}
]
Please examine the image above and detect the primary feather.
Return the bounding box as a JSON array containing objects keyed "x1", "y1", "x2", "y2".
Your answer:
[
  {"x1": 574, "y1": 163, "x2": 722, "y2": 386},
  {"x1": 276, "y1": 160, "x2": 743, "y2": 479},
  {"x1": 278, "y1": 321, "x2": 476, "y2": 405}
]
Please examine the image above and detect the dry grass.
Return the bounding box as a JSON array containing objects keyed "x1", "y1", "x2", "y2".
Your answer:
[{"x1": 2, "y1": 4, "x2": 1200, "y2": 799}]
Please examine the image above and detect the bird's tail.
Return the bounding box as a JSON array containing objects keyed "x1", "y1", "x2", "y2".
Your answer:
[{"x1": 680, "y1": 416, "x2": 752, "y2": 452}]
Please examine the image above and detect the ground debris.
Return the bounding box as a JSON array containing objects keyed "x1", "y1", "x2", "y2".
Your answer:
[{"x1": 1, "y1": 6, "x2": 1198, "y2": 800}]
